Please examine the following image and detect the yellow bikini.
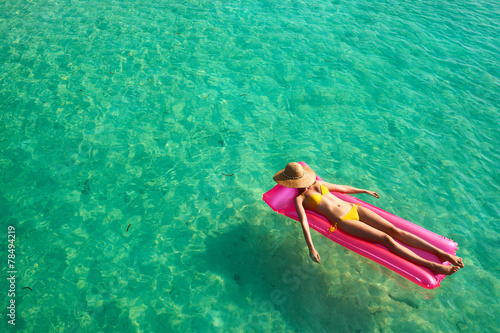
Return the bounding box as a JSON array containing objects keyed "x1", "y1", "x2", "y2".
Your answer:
[
  {"x1": 305, "y1": 185, "x2": 330, "y2": 209},
  {"x1": 341, "y1": 204, "x2": 360, "y2": 221},
  {"x1": 304, "y1": 185, "x2": 361, "y2": 233}
]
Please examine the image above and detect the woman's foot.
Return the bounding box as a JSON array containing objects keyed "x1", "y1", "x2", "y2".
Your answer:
[
  {"x1": 431, "y1": 263, "x2": 460, "y2": 275},
  {"x1": 437, "y1": 252, "x2": 464, "y2": 268}
]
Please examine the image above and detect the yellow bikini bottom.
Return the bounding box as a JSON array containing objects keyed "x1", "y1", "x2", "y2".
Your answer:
[
  {"x1": 328, "y1": 204, "x2": 361, "y2": 233},
  {"x1": 341, "y1": 204, "x2": 360, "y2": 221}
]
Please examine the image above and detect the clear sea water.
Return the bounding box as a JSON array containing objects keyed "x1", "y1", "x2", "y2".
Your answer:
[{"x1": 0, "y1": 0, "x2": 498, "y2": 332}]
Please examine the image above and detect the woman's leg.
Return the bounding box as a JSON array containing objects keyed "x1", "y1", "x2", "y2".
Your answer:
[
  {"x1": 338, "y1": 219, "x2": 460, "y2": 275},
  {"x1": 356, "y1": 206, "x2": 464, "y2": 267}
]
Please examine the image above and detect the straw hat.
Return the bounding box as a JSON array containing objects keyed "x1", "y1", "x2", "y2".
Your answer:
[{"x1": 273, "y1": 162, "x2": 316, "y2": 188}]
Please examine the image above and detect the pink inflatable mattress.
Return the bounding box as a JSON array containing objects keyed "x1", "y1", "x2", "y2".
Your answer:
[{"x1": 262, "y1": 162, "x2": 458, "y2": 289}]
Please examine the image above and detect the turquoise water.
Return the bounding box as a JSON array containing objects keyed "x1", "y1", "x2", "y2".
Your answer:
[{"x1": 1, "y1": 0, "x2": 499, "y2": 331}]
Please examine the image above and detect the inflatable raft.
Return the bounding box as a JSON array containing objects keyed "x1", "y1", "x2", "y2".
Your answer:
[{"x1": 262, "y1": 162, "x2": 458, "y2": 289}]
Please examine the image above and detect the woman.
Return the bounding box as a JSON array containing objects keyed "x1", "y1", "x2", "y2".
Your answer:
[{"x1": 273, "y1": 162, "x2": 464, "y2": 275}]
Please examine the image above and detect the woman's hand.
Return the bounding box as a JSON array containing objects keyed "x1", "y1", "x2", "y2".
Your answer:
[
  {"x1": 310, "y1": 248, "x2": 321, "y2": 264},
  {"x1": 367, "y1": 190, "x2": 379, "y2": 199}
]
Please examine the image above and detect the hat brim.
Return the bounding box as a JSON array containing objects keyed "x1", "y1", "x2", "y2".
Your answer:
[{"x1": 273, "y1": 165, "x2": 317, "y2": 188}]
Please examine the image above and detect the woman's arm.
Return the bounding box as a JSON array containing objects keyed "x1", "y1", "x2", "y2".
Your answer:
[
  {"x1": 294, "y1": 195, "x2": 321, "y2": 264},
  {"x1": 322, "y1": 181, "x2": 379, "y2": 198}
]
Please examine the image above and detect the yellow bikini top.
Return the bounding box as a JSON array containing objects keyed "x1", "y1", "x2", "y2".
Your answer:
[{"x1": 304, "y1": 185, "x2": 330, "y2": 209}]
